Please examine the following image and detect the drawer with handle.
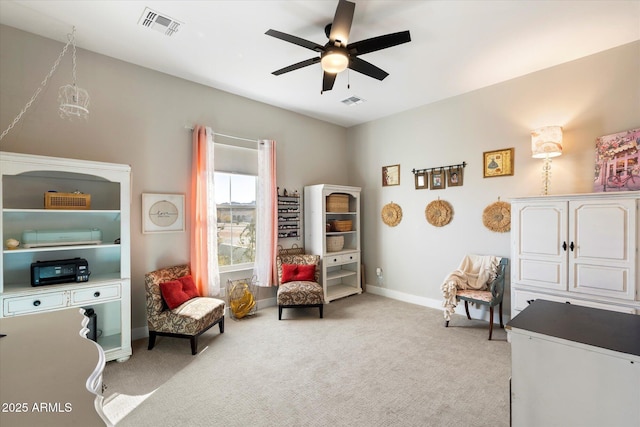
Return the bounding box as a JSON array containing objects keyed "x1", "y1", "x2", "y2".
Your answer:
[
  {"x1": 324, "y1": 252, "x2": 359, "y2": 266},
  {"x1": 3, "y1": 292, "x2": 67, "y2": 316},
  {"x1": 70, "y1": 284, "x2": 121, "y2": 305}
]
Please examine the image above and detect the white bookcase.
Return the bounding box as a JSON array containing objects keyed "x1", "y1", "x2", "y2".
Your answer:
[
  {"x1": 510, "y1": 192, "x2": 639, "y2": 319},
  {"x1": 304, "y1": 184, "x2": 361, "y2": 302},
  {"x1": 0, "y1": 152, "x2": 132, "y2": 362}
]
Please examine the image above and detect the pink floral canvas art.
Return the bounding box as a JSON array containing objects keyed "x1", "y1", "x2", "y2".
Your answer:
[{"x1": 594, "y1": 128, "x2": 640, "y2": 192}]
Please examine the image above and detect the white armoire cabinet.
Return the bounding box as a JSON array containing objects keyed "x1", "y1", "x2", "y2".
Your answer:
[
  {"x1": 510, "y1": 192, "x2": 639, "y2": 319},
  {"x1": 304, "y1": 184, "x2": 361, "y2": 303},
  {"x1": 0, "y1": 152, "x2": 132, "y2": 362}
]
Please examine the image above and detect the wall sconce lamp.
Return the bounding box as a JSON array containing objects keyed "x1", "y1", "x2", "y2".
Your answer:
[{"x1": 531, "y1": 126, "x2": 563, "y2": 195}]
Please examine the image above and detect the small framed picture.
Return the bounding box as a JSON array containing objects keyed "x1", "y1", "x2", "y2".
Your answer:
[
  {"x1": 382, "y1": 164, "x2": 400, "y2": 186},
  {"x1": 431, "y1": 169, "x2": 446, "y2": 189},
  {"x1": 447, "y1": 166, "x2": 463, "y2": 187},
  {"x1": 142, "y1": 193, "x2": 185, "y2": 233},
  {"x1": 414, "y1": 171, "x2": 428, "y2": 189},
  {"x1": 483, "y1": 148, "x2": 514, "y2": 178}
]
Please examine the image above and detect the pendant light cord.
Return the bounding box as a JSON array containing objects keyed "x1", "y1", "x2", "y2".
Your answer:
[{"x1": 0, "y1": 27, "x2": 76, "y2": 142}]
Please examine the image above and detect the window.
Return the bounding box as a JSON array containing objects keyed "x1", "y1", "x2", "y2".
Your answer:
[{"x1": 214, "y1": 172, "x2": 257, "y2": 271}]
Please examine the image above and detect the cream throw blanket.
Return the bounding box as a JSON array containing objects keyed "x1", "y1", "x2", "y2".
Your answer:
[{"x1": 441, "y1": 255, "x2": 500, "y2": 321}]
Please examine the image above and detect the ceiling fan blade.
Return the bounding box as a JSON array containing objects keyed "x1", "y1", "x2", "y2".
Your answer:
[
  {"x1": 329, "y1": 0, "x2": 355, "y2": 46},
  {"x1": 322, "y1": 72, "x2": 337, "y2": 92},
  {"x1": 272, "y1": 57, "x2": 321, "y2": 76},
  {"x1": 348, "y1": 57, "x2": 389, "y2": 81},
  {"x1": 347, "y1": 31, "x2": 411, "y2": 56},
  {"x1": 265, "y1": 29, "x2": 324, "y2": 52}
]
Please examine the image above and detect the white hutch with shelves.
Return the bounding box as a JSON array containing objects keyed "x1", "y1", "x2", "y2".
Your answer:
[
  {"x1": 1, "y1": 152, "x2": 132, "y2": 362},
  {"x1": 510, "y1": 192, "x2": 639, "y2": 319},
  {"x1": 304, "y1": 184, "x2": 361, "y2": 303}
]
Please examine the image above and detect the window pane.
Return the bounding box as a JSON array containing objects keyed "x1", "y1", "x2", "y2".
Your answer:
[{"x1": 214, "y1": 172, "x2": 256, "y2": 268}]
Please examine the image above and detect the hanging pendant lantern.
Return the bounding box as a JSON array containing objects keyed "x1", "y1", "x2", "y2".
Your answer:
[
  {"x1": 58, "y1": 28, "x2": 89, "y2": 120},
  {"x1": 58, "y1": 84, "x2": 89, "y2": 119}
]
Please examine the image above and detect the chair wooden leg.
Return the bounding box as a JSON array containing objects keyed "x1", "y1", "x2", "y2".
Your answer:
[
  {"x1": 464, "y1": 301, "x2": 471, "y2": 320},
  {"x1": 488, "y1": 307, "x2": 494, "y2": 340},
  {"x1": 319, "y1": 305, "x2": 323, "y2": 319},
  {"x1": 278, "y1": 305, "x2": 283, "y2": 320},
  {"x1": 445, "y1": 320, "x2": 449, "y2": 327},
  {"x1": 499, "y1": 302, "x2": 504, "y2": 328},
  {"x1": 190, "y1": 336, "x2": 198, "y2": 355},
  {"x1": 148, "y1": 331, "x2": 156, "y2": 350},
  {"x1": 219, "y1": 316, "x2": 225, "y2": 333}
]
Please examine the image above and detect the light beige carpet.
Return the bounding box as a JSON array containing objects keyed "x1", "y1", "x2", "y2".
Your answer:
[{"x1": 103, "y1": 293, "x2": 510, "y2": 426}]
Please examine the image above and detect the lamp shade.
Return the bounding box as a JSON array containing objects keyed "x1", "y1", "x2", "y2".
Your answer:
[
  {"x1": 321, "y1": 48, "x2": 348, "y2": 74},
  {"x1": 531, "y1": 126, "x2": 563, "y2": 158}
]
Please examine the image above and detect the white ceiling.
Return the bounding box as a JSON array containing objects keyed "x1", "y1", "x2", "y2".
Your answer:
[{"x1": 1, "y1": 1, "x2": 639, "y2": 128}]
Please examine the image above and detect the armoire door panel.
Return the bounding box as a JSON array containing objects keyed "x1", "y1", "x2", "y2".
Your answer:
[
  {"x1": 519, "y1": 259, "x2": 564, "y2": 290},
  {"x1": 571, "y1": 263, "x2": 632, "y2": 299}
]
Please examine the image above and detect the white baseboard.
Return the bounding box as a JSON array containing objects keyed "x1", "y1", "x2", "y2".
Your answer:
[
  {"x1": 131, "y1": 326, "x2": 148, "y2": 342},
  {"x1": 131, "y1": 291, "x2": 508, "y2": 341},
  {"x1": 365, "y1": 285, "x2": 511, "y2": 325}
]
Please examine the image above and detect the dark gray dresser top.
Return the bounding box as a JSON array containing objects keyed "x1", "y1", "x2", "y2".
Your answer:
[{"x1": 506, "y1": 299, "x2": 640, "y2": 357}]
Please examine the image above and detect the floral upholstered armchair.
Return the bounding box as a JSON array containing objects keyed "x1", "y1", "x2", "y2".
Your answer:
[
  {"x1": 145, "y1": 264, "x2": 225, "y2": 355},
  {"x1": 276, "y1": 254, "x2": 324, "y2": 320}
]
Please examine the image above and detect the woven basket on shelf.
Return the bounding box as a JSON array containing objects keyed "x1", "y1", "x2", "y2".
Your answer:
[
  {"x1": 44, "y1": 192, "x2": 91, "y2": 210},
  {"x1": 331, "y1": 220, "x2": 352, "y2": 232},
  {"x1": 327, "y1": 194, "x2": 349, "y2": 212},
  {"x1": 326, "y1": 235, "x2": 345, "y2": 252}
]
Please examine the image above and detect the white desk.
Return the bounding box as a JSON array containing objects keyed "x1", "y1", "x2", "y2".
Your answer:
[{"x1": 507, "y1": 300, "x2": 640, "y2": 427}]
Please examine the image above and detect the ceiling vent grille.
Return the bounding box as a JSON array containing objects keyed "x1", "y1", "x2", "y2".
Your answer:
[
  {"x1": 138, "y1": 7, "x2": 182, "y2": 36},
  {"x1": 341, "y1": 96, "x2": 365, "y2": 106}
]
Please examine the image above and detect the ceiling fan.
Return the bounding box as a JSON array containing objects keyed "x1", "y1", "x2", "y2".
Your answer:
[{"x1": 266, "y1": 0, "x2": 411, "y2": 93}]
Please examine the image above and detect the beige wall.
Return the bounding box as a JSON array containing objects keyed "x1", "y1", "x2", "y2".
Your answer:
[
  {"x1": 347, "y1": 41, "x2": 640, "y2": 318},
  {"x1": 1, "y1": 24, "x2": 639, "y2": 331},
  {"x1": 0, "y1": 25, "x2": 348, "y2": 331}
]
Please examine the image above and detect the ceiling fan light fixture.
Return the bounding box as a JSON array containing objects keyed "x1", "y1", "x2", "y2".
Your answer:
[{"x1": 321, "y1": 48, "x2": 348, "y2": 74}]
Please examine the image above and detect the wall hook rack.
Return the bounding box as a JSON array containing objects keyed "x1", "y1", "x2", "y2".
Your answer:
[{"x1": 411, "y1": 161, "x2": 467, "y2": 175}]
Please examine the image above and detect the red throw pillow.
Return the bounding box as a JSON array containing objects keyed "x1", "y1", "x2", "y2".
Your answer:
[
  {"x1": 281, "y1": 264, "x2": 316, "y2": 283},
  {"x1": 160, "y1": 275, "x2": 200, "y2": 309},
  {"x1": 177, "y1": 275, "x2": 200, "y2": 299}
]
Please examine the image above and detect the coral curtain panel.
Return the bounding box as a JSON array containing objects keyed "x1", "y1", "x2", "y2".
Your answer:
[
  {"x1": 190, "y1": 125, "x2": 220, "y2": 296},
  {"x1": 253, "y1": 139, "x2": 278, "y2": 286}
]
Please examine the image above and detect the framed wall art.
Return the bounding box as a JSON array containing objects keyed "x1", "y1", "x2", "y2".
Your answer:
[
  {"x1": 593, "y1": 127, "x2": 640, "y2": 192},
  {"x1": 414, "y1": 171, "x2": 428, "y2": 189},
  {"x1": 142, "y1": 193, "x2": 185, "y2": 233},
  {"x1": 431, "y1": 168, "x2": 446, "y2": 189},
  {"x1": 483, "y1": 148, "x2": 514, "y2": 178},
  {"x1": 382, "y1": 164, "x2": 400, "y2": 186},
  {"x1": 447, "y1": 166, "x2": 463, "y2": 187}
]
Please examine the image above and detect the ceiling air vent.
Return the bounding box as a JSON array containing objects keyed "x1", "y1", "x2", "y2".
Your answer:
[
  {"x1": 341, "y1": 96, "x2": 365, "y2": 106},
  {"x1": 138, "y1": 7, "x2": 182, "y2": 36}
]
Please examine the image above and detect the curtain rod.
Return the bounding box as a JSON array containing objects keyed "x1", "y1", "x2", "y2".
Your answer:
[{"x1": 184, "y1": 125, "x2": 259, "y2": 144}]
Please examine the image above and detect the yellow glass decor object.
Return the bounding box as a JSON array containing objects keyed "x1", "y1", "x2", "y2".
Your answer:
[{"x1": 229, "y1": 282, "x2": 256, "y2": 319}]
